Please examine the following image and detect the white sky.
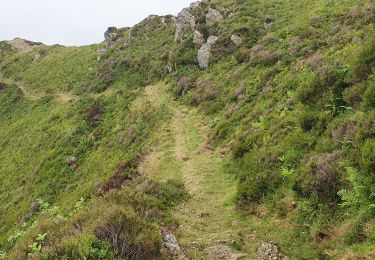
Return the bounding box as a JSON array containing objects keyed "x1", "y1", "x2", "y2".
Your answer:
[{"x1": 0, "y1": 0, "x2": 193, "y2": 46}]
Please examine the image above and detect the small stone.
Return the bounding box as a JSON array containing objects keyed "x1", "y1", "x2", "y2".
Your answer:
[
  {"x1": 231, "y1": 35, "x2": 243, "y2": 46},
  {"x1": 66, "y1": 156, "x2": 77, "y2": 170}
]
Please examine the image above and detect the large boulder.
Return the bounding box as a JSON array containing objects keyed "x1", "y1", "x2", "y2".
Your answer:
[
  {"x1": 193, "y1": 30, "x2": 205, "y2": 48},
  {"x1": 198, "y1": 36, "x2": 218, "y2": 68},
  {"x1": 175, "y1": 8, "x2": 195, "y2": 43},
  {"x1": 104, "y1": 27, "x2": 118, "y2": 48},
  {"x1": 206, "y1": 8, "x2": 224, "y2": 26}
]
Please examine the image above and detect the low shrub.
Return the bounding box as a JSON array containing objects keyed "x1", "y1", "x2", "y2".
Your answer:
[
  {"x1": 96, "y1": 58, "x2": 118, "y2": 89},
  {"x1": 361, "y1": 139, "x2": 375, "y2": 176},
  {"x1": 94, "y1": 207, "x2": 161, "y2": 259},
  {"x1": 293, "y1": 152, "x2": 342, "y2": 203},
  {"x1": 299, "y1": 109, "x2": 319, "y2": 132},
  {"x1": 352, "y1": 33, "x2": 375, "y2": 80},
  {"x1": 210, "y1": 36, "x2": 236, "y2": 63},
  {"x1": 176, "y1": 76, "x2": 194, "y2": 95},
  {"x1": 58, "y1": 235, "x2": 113, "y2": 260},
  {"x1": 237, "y1": 171, "x2": 281, "y2": 205},
  {"x1": 363, "y1": 78, "x2": 375, "y2": 109}
]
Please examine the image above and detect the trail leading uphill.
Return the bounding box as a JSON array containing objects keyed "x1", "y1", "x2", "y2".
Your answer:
[{"x1": 139, "y1": 83, "x2": 255, "y2": 259}]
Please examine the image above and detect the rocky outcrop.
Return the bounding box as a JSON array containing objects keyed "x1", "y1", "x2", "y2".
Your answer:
[
  {"x1": 190, "y1": 1, "x2": 201, "y2": 9},
  {"x1": 6, "y1": 38, "x2": 42, "y2": 53},
  {"x1": 206, "y1": 8, "x2": 224, "y2": 26},
  {"x1": 254, "y1": 243, "x2": 286, "y2": 260},
  {"x1": 198, "y1": 36, "x2": 218, "y2": 68},
  {"x1": 104, "y1": 27, "x2": 118, "y2": 48},
  {"x1": 193, "y1": 30, "x2": 205, "y2": 48},
  {"x1": 175, "y1": 8, "x2": 195, "y2": 43}
]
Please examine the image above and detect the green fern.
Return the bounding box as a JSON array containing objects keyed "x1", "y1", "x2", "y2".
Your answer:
[{"x1": 338, "y1": 167, "x2": 375, "y2": 209}]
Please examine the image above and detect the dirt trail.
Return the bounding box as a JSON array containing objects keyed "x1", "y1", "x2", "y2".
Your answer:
[
  {"x1": 0, "y1": 77, "x2": 79, "y2": 103},
  {"x1": 139, "y1": 83, "x2": 253, "y2": 259}
]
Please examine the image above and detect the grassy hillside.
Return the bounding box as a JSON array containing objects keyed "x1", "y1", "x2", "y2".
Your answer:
[{"x1": 0, "y1": 0, "x2": 374, "y2": 259}]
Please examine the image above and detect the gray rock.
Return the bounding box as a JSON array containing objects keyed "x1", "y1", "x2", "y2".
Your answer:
[
  {"x1": 193, "y1": 30, "x2": 205, "y2": 48},
  {"x1": 254, "y1": 243, "x2": 286, "y2": 260},
  {"x1": 206, "y1": 8, "x2": 224, "y2": 26},
  {"x1": 231, "y1": 35, "x2": 243, "y2": 46},
  {"x1": 104, "y1": 27, "x2": 118, "y2": 48},
  {"x1": 205, "y1": 245, "x2": 247, "y2": 260},
  {"x1": 198, "y1": 36, "x2": 219, "y2": 68},
  {"x1": 207, "y1": 35, "x2": 219, "y2": 45},
  {"x1": 175, "y1": 8, "x2": 195, "y2": 43}
]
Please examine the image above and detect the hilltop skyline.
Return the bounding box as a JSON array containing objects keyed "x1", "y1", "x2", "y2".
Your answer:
[{"x1": 0, "y1": 0, "x2": 192, "y2": 46}]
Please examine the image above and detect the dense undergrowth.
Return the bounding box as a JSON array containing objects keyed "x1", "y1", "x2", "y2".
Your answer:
[{"x1": 0, "y1": 0, "x2": 375, "y2": 258}]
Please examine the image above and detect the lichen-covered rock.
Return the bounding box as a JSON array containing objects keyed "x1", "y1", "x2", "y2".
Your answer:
[
  {"x1": 205, "y1": 245, "x2": 247, "y2": 260},
  {"x1": 162, "y1": 233, "x2": 189, "y2": 260},
  {"x1": 198, "y1": 36, "x2": 219, "y2": 68},
  {"x1": 175, "y1": 8, "x2": 195, "y2": 43},
  {"x1": 206, "y1": 8, "x2": 224, "y2": 26},
  {"x1": 104, "y1": 27, "x2": 118, "y2": 47},
  {"x1": 193, "y1": 30, "x2": 205, "y2": 48},
  {"x1": 254, "y1": 243, "x2": 286, "y2": 260}
]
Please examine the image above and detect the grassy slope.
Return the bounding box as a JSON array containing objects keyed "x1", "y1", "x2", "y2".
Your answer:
[{"x1": 171, "y1": 0, "x2": 375, "y2": 258}]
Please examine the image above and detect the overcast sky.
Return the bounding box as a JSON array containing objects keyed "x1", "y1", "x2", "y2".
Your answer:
[{"x1": 1, "y1": 0, "x2": 193, "y2": 46}]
